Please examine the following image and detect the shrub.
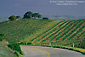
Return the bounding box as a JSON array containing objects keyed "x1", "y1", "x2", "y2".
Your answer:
[
  {"x1": 82, "y1": 52, "x2": 85, "y2": 55},
  {"x1": 74, "y1": 38, "x2": 85, "y2": 49},
  {"x1": 0, "y1": 34, "x2": 4, "y2": 41},
  {"x1": 19, "y1": 42, "x2": 31, "y2": 45},
  {"x1": 43, "y1": 17, "x2": 48, "y2": 20},
  {"x1": 14, "y1": 52, "x2": 19, "y2": 57},
  {"x1": 9, "y1": 15, "x2": 16, "y2": 21},
  {"x1": 0, "y1": 34, "x2": 4, "y2": 36},
  {"x1": 16, "y1": 16, "x2": 21, "y2": 19},
  {"x1": 8, "y1": 43, "x2": 23, "y2": 55},
  {"x1": 0, "y1": 36, "x2": 4, "y2": 41}
]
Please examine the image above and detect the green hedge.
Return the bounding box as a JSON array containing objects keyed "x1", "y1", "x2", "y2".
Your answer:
[{"x1": 14, "y1": 52, "x2": 19, "y2": 57}]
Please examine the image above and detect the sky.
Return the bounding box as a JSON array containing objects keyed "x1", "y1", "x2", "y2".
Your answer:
[{"x1": 0, "y1": 0, "x2": 85, "y2": 17}]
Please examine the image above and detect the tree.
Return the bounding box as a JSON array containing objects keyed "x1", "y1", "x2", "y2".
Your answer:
[
  {"x1": 43, "y1": 17, "x2": 48, "y2": 20},
  {"x1": 23, "y1": 11, "x2": 33, "y2": 19},
  {"x1": 32, "y1": 13, "x2": 42, "y2": 19},
  {"x1": 9, "y1": 15, "x2": 16, "y2": 21},
  {"x1": 16, "y1": 16, "x2": 21, "y2": 19},
  {"x1": 0, "y1": 34, "x2": 4, "y2": 36},
  {"x1": 38, "y1": 14, "x2": 42, "y2": 18}
]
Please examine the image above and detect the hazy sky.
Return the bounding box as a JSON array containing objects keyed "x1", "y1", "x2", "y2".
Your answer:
[{"x1": 0, "y1": 0, "x2": 85, "y2": 17}]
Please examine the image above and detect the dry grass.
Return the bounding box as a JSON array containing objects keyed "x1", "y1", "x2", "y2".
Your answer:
[{"x1": 0, "y1": 40, "x2": 17, "y2": 57}]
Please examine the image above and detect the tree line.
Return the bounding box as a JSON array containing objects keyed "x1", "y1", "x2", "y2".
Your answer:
[{"x1": 9, "y1": 11, "x2": 48, "y2": 21}]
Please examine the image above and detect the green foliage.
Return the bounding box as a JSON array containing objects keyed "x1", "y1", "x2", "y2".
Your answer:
[
  {"x1": 0, "y1": 36, "x2": 4, "y2": 41},
  {"x1": 16, "y1": 16, "x2": 21, "y2": 19},
  {"x1": 8, "y1": 43, "x2": 23, "y2": 55},
  {"x1": 43, "y1": 17, "x2": 48, "y2": 20},
  {"x1": 32, "y1": 13, "x2": 41, "y2": 19},
  {"x1": 23, "y1": 11, "x2": 42, "y2": 19},
  {"x1": 0, "y1": 34, "x2": 4, "y2": 41},
  {"x1": 14, "y1": 52, "x2": 19, "y2": 57},
  {"x1": 20, "y1": 42, "x2": 31, "y2": 45},
  {"x1": 38, "y1": 14, "x2": 42, "y2": 18},
  {"x1": 23, "y1": 11, "x2": 33, "y2": 19},
  {"x1": 9, "y1": 15, "x2": 16, "y2": 21},
  {"x1": 75, "y1": 38, "x2": 85, "y2": 49},
  {"x1": 0, "y1": 34, "x2": 4, "y2": 36}
]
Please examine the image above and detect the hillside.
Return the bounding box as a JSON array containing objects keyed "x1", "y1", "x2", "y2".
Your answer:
[
  {"x1": 23, "y1": 19, "x2": 85, "y2": 46},
  {"x1": 0, "y1": 17, "x2": 8, "y2": 22},
  {"x1": 0, "y1": 19, "x2": 85, "y2": 47},
  {"x1": 0, "y1": 19, "x2": 52, "y2": 43},
  {"x1": 0, "y1": 40, "x2": 17, "y2": 57}
]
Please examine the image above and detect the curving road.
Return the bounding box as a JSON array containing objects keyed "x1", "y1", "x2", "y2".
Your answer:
[{"x1": 20, "y1": 45, "x2": 85, "y2": 57}]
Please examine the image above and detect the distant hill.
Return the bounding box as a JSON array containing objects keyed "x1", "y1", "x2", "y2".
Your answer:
[
  {"x1": 0, "y1": 17, "x2": 8, "y2": 22},
  {"x1": 45, "y1": 15, "x2": 85, "y2": 20}
]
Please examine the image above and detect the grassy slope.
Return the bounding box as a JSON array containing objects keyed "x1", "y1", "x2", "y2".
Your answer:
[
  {"x1": 0, "y1": 19, "x2": 52, "y2": 43},
  {"x1": 0, "y1": 40, "x2": 17, "y2": 57}
]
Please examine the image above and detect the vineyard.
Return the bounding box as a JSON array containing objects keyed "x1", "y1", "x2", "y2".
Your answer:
[
  {"x1": 0, "y1": 19, "x2": 85, "y2": 46},
  {"x1": 23, "y1": 19, "x2": 85, "y2": 46}
]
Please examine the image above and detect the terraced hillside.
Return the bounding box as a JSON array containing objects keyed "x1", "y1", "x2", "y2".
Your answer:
[{"x1": 23, "y1": 19, "x2": 85, "y2": 46}]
